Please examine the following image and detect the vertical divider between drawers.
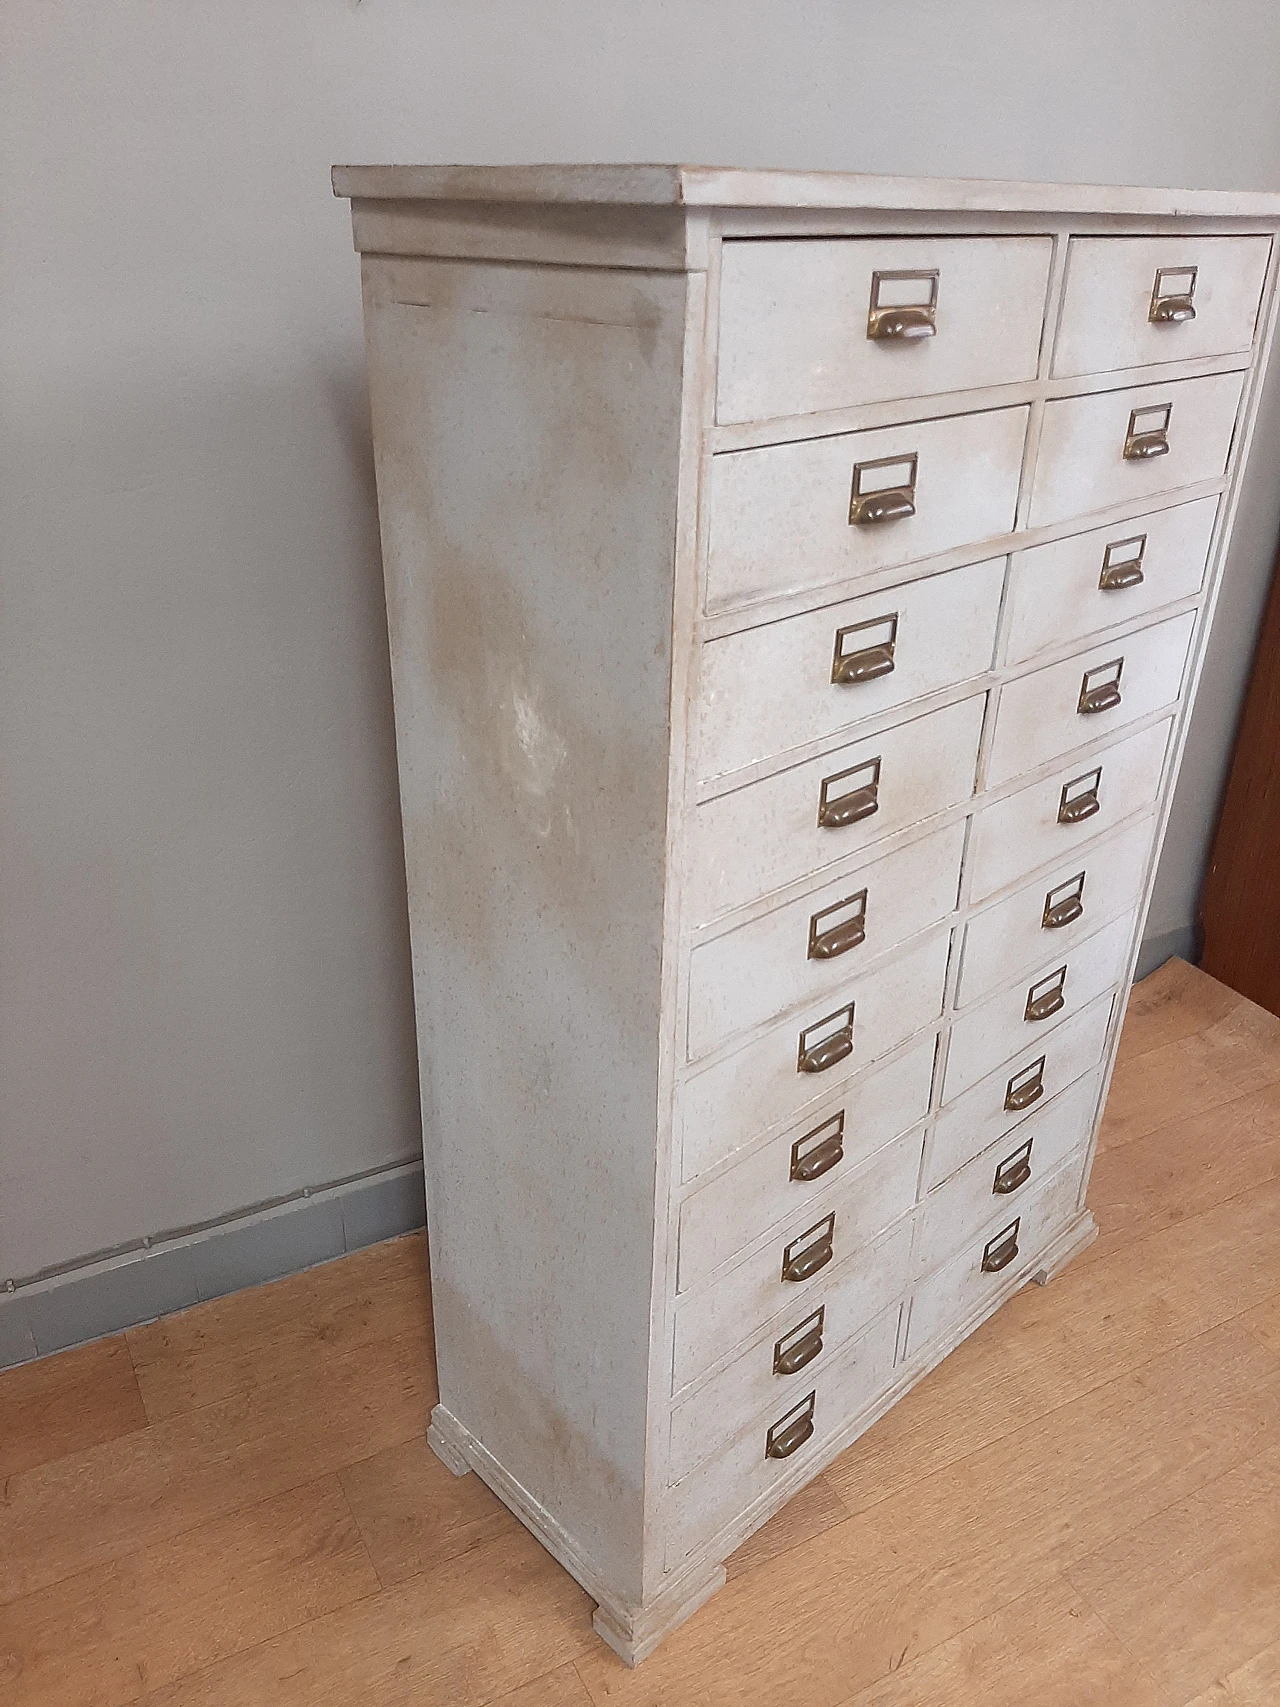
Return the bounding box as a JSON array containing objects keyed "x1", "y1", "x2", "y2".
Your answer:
[{"x1": 919, "y1": 230, "x2": 1076, "y2": 1268}]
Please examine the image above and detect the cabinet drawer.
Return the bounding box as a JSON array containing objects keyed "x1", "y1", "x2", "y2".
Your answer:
[
  {"x1": 1052, "y1": 236, "x2": 1271, "y2": 379},
  {"x1": 668, "y1": 1304, "x2": 900, "y2": 1567},
  {"x1": 697, "y1": 557, "x2": 1003, "y2": 783},
  {"x1": 688, "y1": 694, "x2": 984, "y2": 926},
  {"x1": 688, "y1": 821, "x2": 964, "y2": 1062},
  {"x1": 680, "y1": 928, "x2": 949, "y2": 1181},
  {"x1": 967, "y1": 719, "x2": 1171, "y2": 905},
  {"x1": 905, "y1": 1158, "x2": 1086, "y2": 1358},
  {"x1": 669, "y1": 1219, "x2": 912, "y2": 1480},
  {"x1": 1029, "y1": 370, "x2": 1245, "y2": 530},
  {"x1": 942, "y1": 912, "x2": 1130, "y2": 1103},
  {"x1": 673, "y1": 1132, "x2": 920, "y2": 1391},
  {"x1": 927, "y1": 991, "x2": 1113, "y2": 1190},
  {"x1": 716, "y1": 236, "x2": 1052, "y2": 425},
  {"x1": 707, "y1": 406, "x2": 1028, "y2": 614},
  {"x1": 917, "y1": 1072, "x2": 1099, "y2": 1273},
  {"x1": 1005, "y1": 495, "x2": 1217, "y2": 666},
  {"x1": 986, "y1": 610, "x2": 1195, "y2": 790},
  {"x1": 958, "y1": 814, "x2": 1155, "y2": 1006},
  {"x1": 678, "y1": 1036, "x2": 935, "y2": 1291}
]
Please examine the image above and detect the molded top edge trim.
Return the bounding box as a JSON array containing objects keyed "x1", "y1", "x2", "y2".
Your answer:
[{"x1": 331, "y1": 163, "x2": 1280, "y2": 219}]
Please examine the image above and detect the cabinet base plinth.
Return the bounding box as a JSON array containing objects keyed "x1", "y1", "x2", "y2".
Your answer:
[
  {"x1": 592, "y1": 1562, "x2": 727, "y2": 1668},
  {"x1": 427, "y1": 1411, "x2": 472, "y2": 1477},
  {"x1": 1031, "y1": 1208, "x2": 1098, "y2": 1285}
]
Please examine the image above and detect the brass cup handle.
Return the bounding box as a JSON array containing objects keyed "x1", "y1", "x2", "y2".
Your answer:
[
  {"x1": 1004, "y1": 1073, "x2": 1044, "y2": 1114},
  {"x1": 782, "y1": 1232, "x2": 835, "y2": 1284},
  {"x1": 1030, "y1": 983, "x2": 1064, "y2": 1017},
  {"x1": 849, "y1": 488, "x2": 915, "y2": 526},
  {"x1": 1125, "y1": 430, "x2": 1170, "y2": 460},
  {"x1": 1059, "y1": 789, "x2": 1101, "y2": 825},
  {"x1": 1151, "y1": 295, "x2": 1196, "y2": 323},
  {"x1": 1100, "y1": 562, "x2": 1145, "y2": 592},
  {"x1": 993, "y1": 1150, "x2": 1033, "y2": 1196},
  {"x1": 766, "y1": 1400, "x2": 816, "y2": 1460},
  {"x1": 818, "y1": 785, "x2": 879, "y2": 829},
  {"x1": 1044, "y1": 895, "x2": 1084, "y2": 930},
  {"x1": 798, "y1": 1028, "x2": 853, "y2": 1075},
  {"x1": 982, "y1": 1225, "x2": 1021, "y2": 1273},
  {"x1": 1026, "y1": 987, "x2": 1066, "y2": 1024},
  {"x1": 791, "y1": 1132, "x2": 844, "y2": 1182},
  {"x1": 868, "y1": 304, "x2": 936, "y2": 341},
  {"x1": 774, "y1": 1323, "x2": 824, "y2": 1376},
  {"x1": 1079, "y1": 683, "x2": 1122, "y2": 715},
  {"x1": 832, "y1": 642, "x2": 895, "y2": 685},
  {"x1": 808, "y1": 916, "x2": 866, "y2": 960}
]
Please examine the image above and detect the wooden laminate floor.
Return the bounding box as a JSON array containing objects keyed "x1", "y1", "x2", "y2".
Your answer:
[{"x1": 3, "y1": 957, "x2": 1280, "y2": 1706}]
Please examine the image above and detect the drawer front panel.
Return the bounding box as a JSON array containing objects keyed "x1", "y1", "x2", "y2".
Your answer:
[
  {"x1": 1029, "y1": 370, "x2": 1245, "y2": 530},
  {"x1": 1005, "y1": 495, "x2": 1218, "y2": 667},
  {"x1": 716, "y1": 236, "x2": 1052, "y2": 425},
  {"x1": 697, "y1": 556, "x2": 1004, "y2": 784},
  {"x1": 669, "y1": 1219, "x2": 913, "y2": 1480},
  {"x1": 917, "y1": 1072, "x2": 1099, "y2": 1273},
  {"x1": 678, "y1": 1036, "x2": 936, "y2": 1291},
  {"x1": 707, "y1": 406, "x2": 1028, "y2": 614},
  {"x1": 943, "y1": 912, "x2": 1131, "y2": 1104},
  {"x1": 958, "y1": 813, "x2": 1156, "y2": 1006},
  {"x1": 928, "y1": 991, "x2": 1114, "y2": 1190},
  {"x1": 680, "y1": 928, "x2": 950, "y2": 1182},
  {"x1": 673, "y1": 1132, "x2": 921, "y2": 1392},
  {"x1": 906, "y1": 1157, "x2": 1087, "y2": 1358},
  {"x1": 1052, "y1": 235, "x2": 1271, "y2": 379},
  {"x1": 688, "y1": 821, "x2": 964, "y2": 1063},
  {"x1": 688, "y1": 694, "x2": 985, "y2": 926},
  {"x1": 986, "y1": 609, "x2": 1195, "y2": 790},
  {"x1": 967, "y1": 719, "x2": 1171, "y2": 905},
  {"x1": 669, "y1": 1304, "x2": 900, "y2": 1566}
]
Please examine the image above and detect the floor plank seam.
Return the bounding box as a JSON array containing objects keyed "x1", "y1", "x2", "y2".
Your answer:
[
  {"x1": 1061, "y1": 1568, "x2": 1190, "y2": 1707},
  {"x1": 1099, "y1": 1076, "x2": 1280, "y2": 1159},
  {"x1": 333, "y1": 1474, "x2": 389, "y2": 1595}
]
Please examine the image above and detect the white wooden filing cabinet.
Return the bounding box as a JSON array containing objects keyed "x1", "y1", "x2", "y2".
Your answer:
[{"x1": 334, "y1": 165, "x2": 1280, "y2": 1663}]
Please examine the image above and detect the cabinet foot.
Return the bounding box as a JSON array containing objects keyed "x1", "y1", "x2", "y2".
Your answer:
[
  {"x1": 1031, "y1": 1209, "x2": 1098, "y2": 1286},
  {"x1": 592, "y1": 1560, "x2": 727, "y2": 1667},
  {"x1": 427, "y1": 1406, "x2": 473, "y2": 1477}
]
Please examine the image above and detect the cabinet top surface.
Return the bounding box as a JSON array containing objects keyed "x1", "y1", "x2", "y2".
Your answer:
[{"x1": 331, "y1": 162, "x2": 1280, "y2": 219}]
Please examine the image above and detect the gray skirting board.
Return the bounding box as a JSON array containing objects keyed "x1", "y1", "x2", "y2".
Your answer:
[
  {"x1": 0, "y1": 1159, "x2": 426, "y2": 1370},
  {"x1": 0, "y1": 925, "x2": 1198, "y2": 1372},
  {"x1": 1134, "y1": 923, "x2": 1198, "y2": 982}
]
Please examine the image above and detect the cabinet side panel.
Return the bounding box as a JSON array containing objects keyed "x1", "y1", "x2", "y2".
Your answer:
[{"x1": 360, "y1": 255, "x2": 686, "y2": 1600}]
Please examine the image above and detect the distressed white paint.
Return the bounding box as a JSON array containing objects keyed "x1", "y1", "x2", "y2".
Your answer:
[
  {"x1": 696, "y1": 556, "x2": 1004, "y2": 782},
  {"x1": 716, "y1": 235, "x2": 1052, "y2": 423},
  {"x1": 707, "y1": 405, "x2": 1028, "y2": 613},
  {"x1": 926, "y1": 993, "x2": 1116, "y2": 1190},
  {"x1": 687, "y1": 694, "x2": 985, "y2": 923},
  {"x1": 957, "y1": 813, "x2": 1156, "y2": 1004},
  {"x1": 338, "y1": 168, "x2": 1280, "y2": 1663},
  {"x1": 904, "y1": 1158, "x2": 1087, "y2": 1357},
  {"x1": 672, "y1": 1139, "x2": 921, "y2": 1392},
  {"x1": 943, "y1": 912, "x2": 1134, "y2": 1101},
  {"x1": 986, "y1": 608, "x2": 1197, "y2": 787},
  {"x1": 686, "y1": 821, "x2": 964, "y2": 1060},
  {"x1": 676, "y1": 1037, "x2": 936, "y2": 1289},
  {"x1": 1029, "y1": 368, "x2": 1247, "y2": 526},
  {"x1": 1004, "y1": 494, "x2": 1219, "y2": 664},
  {"x1": 916, "y1": 1070, "x2": 1100, "y2": 1269},
  {"x1": 679, "y1": 927, "x2": 950, "y2": 1181},
  {"x1": 966, "y1": 719, "x2": 1174, "y2": 903},
  {"x1": 1053, "y1": 235, "x2": 1272, "y2": 378}
]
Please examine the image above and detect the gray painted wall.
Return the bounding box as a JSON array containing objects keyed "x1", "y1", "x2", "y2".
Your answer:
[{"x1": 4, "y1": 1, "x2": 1280, "y2": 1285}]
